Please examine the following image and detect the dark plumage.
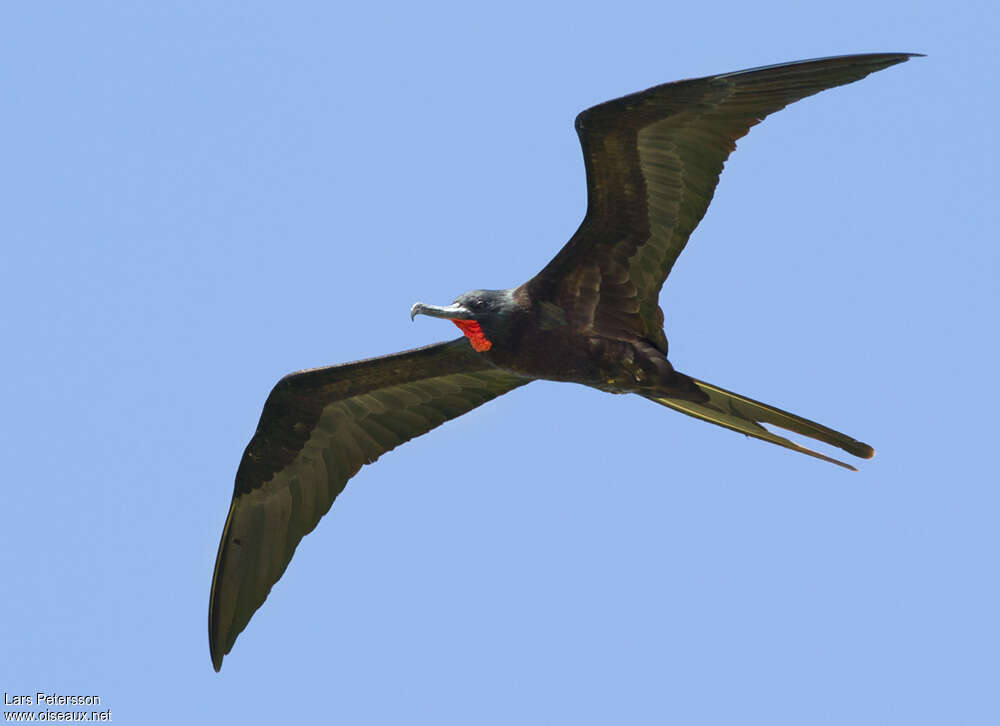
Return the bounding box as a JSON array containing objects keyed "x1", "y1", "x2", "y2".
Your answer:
[{"x1": 210, "y1": 53, "x2": 919, "y2": 670}]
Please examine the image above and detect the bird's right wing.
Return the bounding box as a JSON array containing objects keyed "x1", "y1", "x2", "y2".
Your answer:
[
  {"x1": 209, "y1": 338, "x2": 532, "y2": 671},
  {"x1": 526, "y1": 53, "x2": 919, "y2": 350}
]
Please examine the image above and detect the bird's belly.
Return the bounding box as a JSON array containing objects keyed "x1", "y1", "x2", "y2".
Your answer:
[{"x1": 485, "y1": 333, "x2": 675, "y2": 394}]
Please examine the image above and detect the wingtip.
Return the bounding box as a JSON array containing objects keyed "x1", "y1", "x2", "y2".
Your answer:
[
  {"x1": 889, "y1": 52, "x2": 926, "y2": 64},
  {"x1": 846, "y1": 52, "x2": 924, "y2": 70}
]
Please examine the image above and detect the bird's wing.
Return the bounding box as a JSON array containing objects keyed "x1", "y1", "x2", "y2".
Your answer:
[
  {"x1": 525, "y1": 53, "x2": 918, "y2": 351},
  {"x1": 209, "y1": 338, "x2": 532, "y2": 671}
]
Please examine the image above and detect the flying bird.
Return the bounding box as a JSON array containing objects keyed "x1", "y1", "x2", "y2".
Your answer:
[{"x1": 209, "y1": 52, "x2": 919, "y2": 670}]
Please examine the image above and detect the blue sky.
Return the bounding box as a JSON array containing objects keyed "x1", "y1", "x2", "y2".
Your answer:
[{"x1": 2, "y1": 1, "x2": 996, "y2": 723}]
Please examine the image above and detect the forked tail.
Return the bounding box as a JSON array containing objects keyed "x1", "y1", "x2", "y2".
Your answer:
[{"x1": 645, "y1": 375, "x2": 875, "y2": 471}]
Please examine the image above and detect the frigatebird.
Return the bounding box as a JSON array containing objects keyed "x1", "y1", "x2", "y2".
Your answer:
[{"x1": 209, "y1": 52, "x2": 918, "y2": 670}]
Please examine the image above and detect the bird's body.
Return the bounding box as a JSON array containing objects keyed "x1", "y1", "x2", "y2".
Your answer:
[
  {"x1": 209, "y1": 53, "x2": 920, "y2": 671},
  {"x1": 439, "y1": 288, "x2": 697, "y2": 397}
]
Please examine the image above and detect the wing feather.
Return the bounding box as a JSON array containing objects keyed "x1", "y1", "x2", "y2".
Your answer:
[
  {"x1": 209, "y1": 338, "x2": 531, "y2": 670},
  {"x1": 527, "y1": 53, "x2": 919, "y2": 349}
]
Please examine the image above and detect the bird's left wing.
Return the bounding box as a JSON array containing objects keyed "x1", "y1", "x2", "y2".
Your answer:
[
  {"x1": 209, "y1": 338, "x2": 532, "y2": 671},
  {"x1": 525, "y1": 53, "x2": 918, "y2": 350}
]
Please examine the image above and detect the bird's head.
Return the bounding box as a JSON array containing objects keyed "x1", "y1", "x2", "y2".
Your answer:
[{"x1": 410, "y1": 289, "x2": 517, "y2": 352}]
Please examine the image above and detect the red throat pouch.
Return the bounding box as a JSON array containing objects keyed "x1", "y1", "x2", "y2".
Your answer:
[{"x1": 450, "y1": 319, "x2": 493, "y2": 352}]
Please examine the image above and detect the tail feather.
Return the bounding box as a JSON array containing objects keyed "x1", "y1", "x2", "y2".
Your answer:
[{"x1": 646, "y1": 376, "x2": 874, "y2": 471}]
